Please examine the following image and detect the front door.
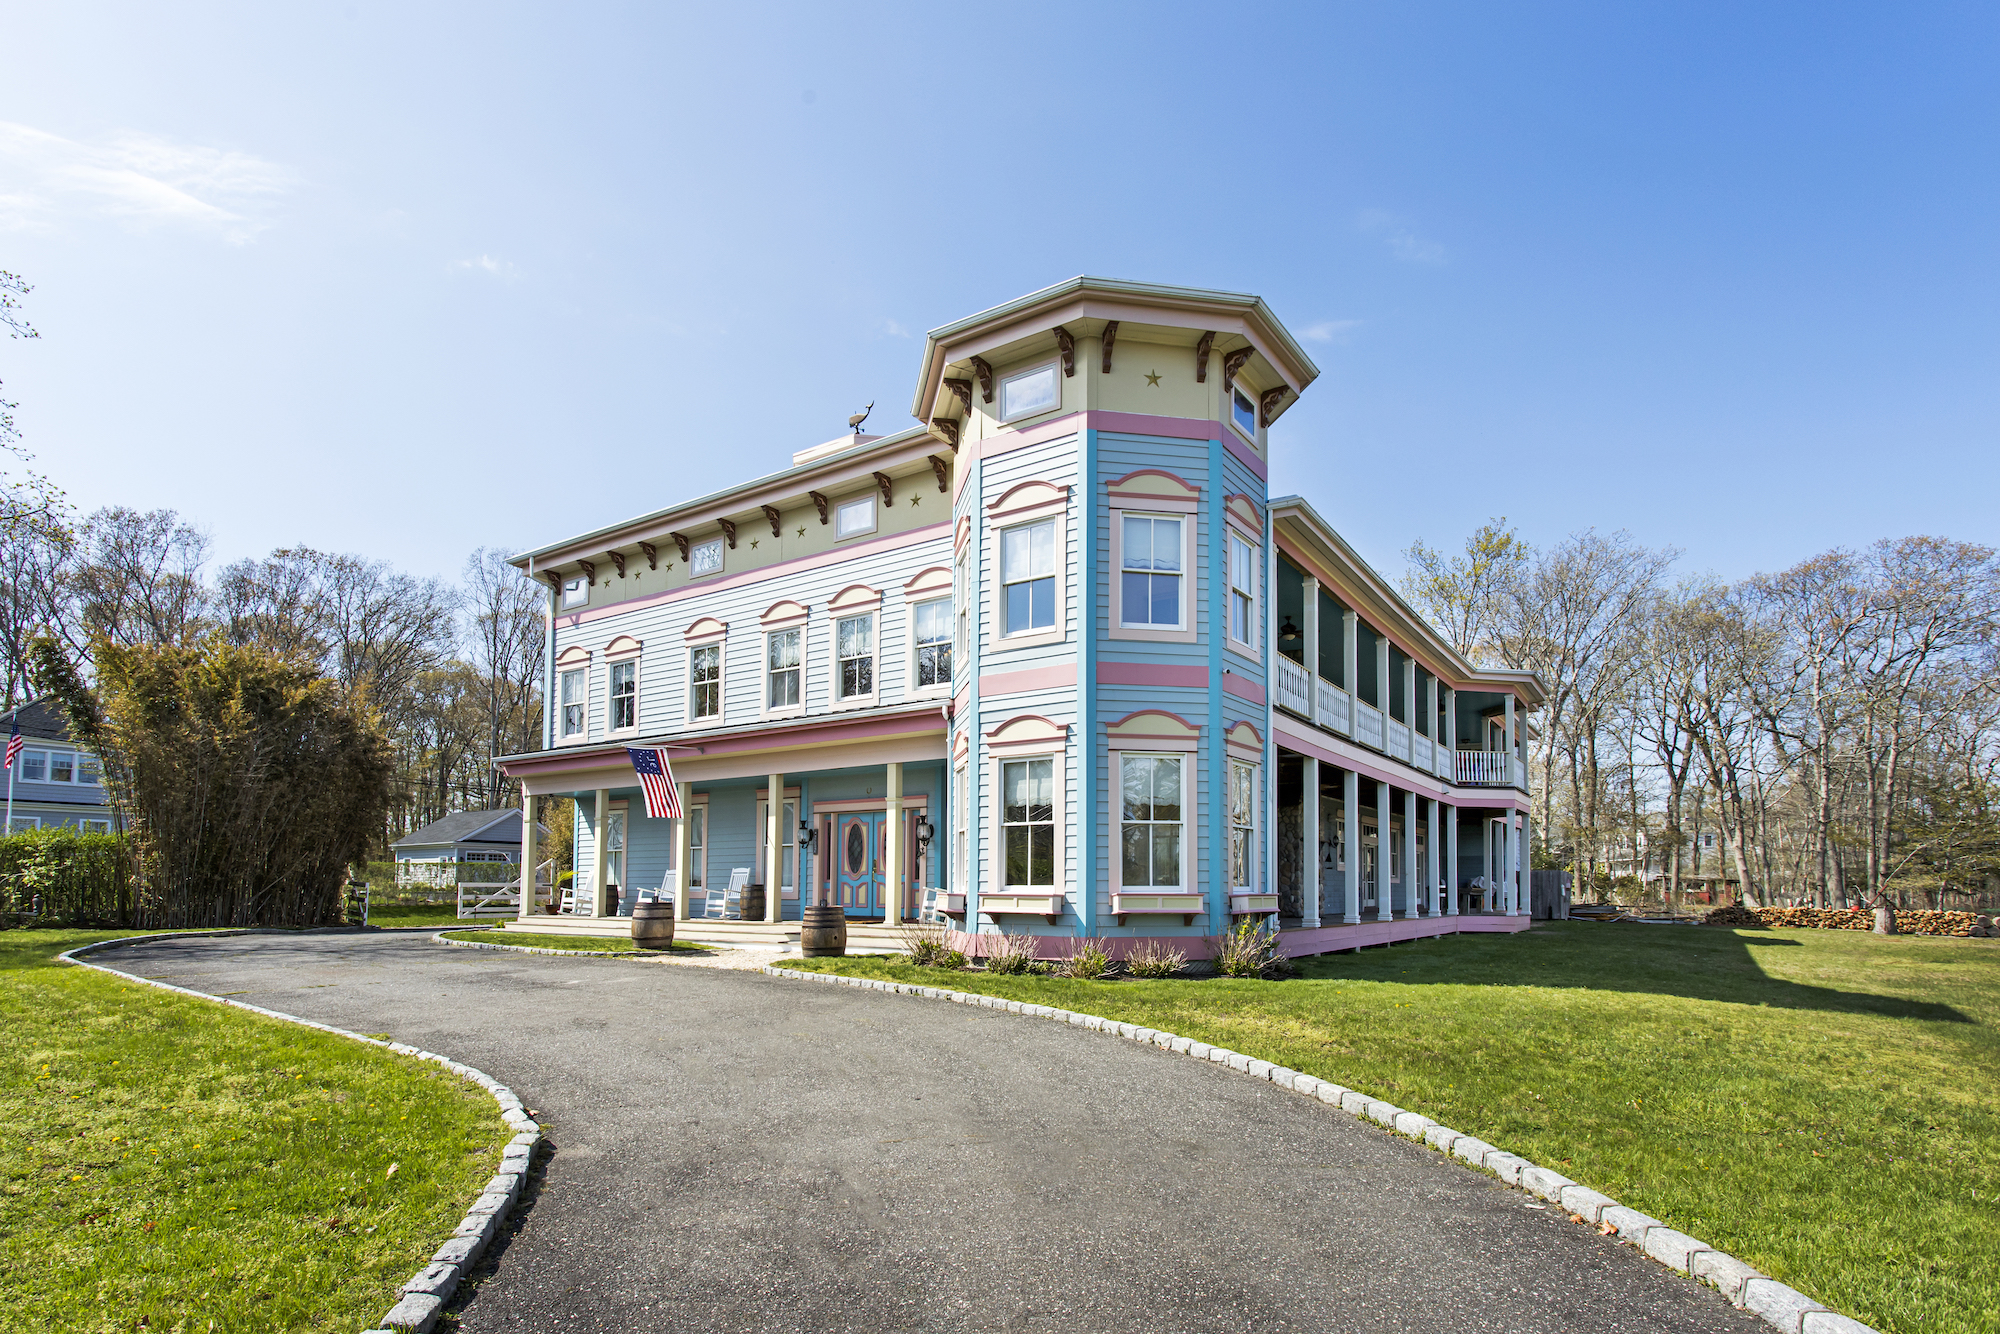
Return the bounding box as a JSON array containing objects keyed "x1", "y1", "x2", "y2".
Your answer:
[{"x1": 834, "y1": 812, "x2": 885, "y2": 916}]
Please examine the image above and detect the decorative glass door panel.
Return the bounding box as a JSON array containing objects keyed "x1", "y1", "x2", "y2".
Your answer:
[{"x1": 834, "y1": 812, "x2": 885, "y2": 915}]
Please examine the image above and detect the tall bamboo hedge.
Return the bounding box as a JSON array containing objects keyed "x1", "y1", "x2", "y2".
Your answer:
[{"x1": 30, "y1": 634, "x2": 393, "y2": 928}]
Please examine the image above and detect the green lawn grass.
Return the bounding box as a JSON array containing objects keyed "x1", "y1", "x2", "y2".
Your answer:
[
  {"x1": 782, "y1": 923, "x2": 2000, "y2": 1334},
  {"x1": 364, "y1": 904, "x2": 475, "y2": 929},
  {"x1": 440, "y1": 928, "x2": 712, "y2": 954},
  {"x1": 0, "y1": 929, "x2": 510, "y2": 1333}
]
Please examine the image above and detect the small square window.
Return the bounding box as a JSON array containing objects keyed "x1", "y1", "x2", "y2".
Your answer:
[
  {"x1": 562, "y1": 576, "x2": 589, "y2": 608},
  {"x1": 1000, "y1": 363, "x2": 1059, "y2": 422},
  {"x1": 836, "y1": 496, "x2": 876, "y2": 539},
  {"x1": 691, "y1": 539, "x2": 724, "y2": 576},
  {"x1": 1231, "y1": 386, "x2": 1258, "y2": 438}
]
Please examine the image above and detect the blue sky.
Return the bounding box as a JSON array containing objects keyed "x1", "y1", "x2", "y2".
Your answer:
[{"x1": 4, "y1": 2, "x2": 1995, "y2": 584}]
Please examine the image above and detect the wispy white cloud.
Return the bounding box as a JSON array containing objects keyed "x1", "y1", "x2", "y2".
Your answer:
[
  {"x1": 1357, "y1": 208, "x2": 1447, "y2": 266},
  {"x1": 0, "y1": 122, "x2": 290, "y2": 243},
  {"x1": 1300, "y1": 319, "x2": 1362, "y2": 344},
  {"x1": 881, "y1": 317, "x2": 911, "y2": 337},
  {"x1": 453, "y1": 254, "x2": 517, "y2": 279}
]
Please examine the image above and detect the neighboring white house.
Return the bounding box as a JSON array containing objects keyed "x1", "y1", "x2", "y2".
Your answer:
[{"x1": 392, "y1": 809, "x2": 542, "y2": 884}]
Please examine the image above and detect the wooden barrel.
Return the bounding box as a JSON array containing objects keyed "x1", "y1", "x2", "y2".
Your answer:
[
  {"x1": 629, "y1": 900, "x2": 676, "y2": 950},
  {"x1": 742, "y1": 883, "x2": 767, "y2": 922},
  {"x1": 800, "y1": 904, "x2": 847, "y2": 957}
]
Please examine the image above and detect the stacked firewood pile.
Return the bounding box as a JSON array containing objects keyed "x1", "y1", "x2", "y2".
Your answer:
[{"x1": 1703, "y1": 904, "x2": 1993, "y2": 936}]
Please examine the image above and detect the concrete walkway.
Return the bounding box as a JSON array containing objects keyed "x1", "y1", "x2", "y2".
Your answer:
[{"x1": 98, "y1": 931, "x2": 1766, "y2": 1334}]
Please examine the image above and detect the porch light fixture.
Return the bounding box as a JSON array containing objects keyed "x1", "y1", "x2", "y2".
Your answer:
[
  {"x1": 1279, "y1": 615, "x2": 1301, "y2": 644},
  {"x1": 914, "y1": 812, "x2": 934, "y2": 854},
  {"x1": 798, "y1": 818, "x2": 817, "y2": 853}
]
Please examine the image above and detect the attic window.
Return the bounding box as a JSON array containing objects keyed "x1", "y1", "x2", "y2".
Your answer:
[
  {"x1": 836, "y1": 495, "x2": 877, "y2": 539},
  {"x1": 1231, "y1": 386, "x2": 1257, "y2": 439},
  {"x1": 562, "y1": 575, "x2": 589, "y2": 608},
  {"x1": 691, "y1": 538, "x2": 724, "y2": 577},
  {"x1": 1000, "y1": 363, "x2": 1059, "y2": 422}
]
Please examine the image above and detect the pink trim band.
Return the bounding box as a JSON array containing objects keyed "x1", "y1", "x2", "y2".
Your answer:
[{"x1": 1097, "y1": 661, "x2": 1208, "y2": 688}]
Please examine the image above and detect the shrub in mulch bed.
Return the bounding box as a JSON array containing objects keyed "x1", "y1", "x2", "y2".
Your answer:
[{"x1": 1703, "y1": 904, "x2": 1994, "y2": 936}]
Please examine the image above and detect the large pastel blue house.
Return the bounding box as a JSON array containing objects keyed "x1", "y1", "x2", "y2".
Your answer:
[{"x1": 498, "y1": 278, "x2": 1544, "y2": 955}]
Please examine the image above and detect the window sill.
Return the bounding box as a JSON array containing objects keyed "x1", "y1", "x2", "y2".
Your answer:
[
  {"x1": 829, "y1": 695, "x2": 880, "y2": 712},
  {"x1": 761, "y1": 706, "x2": 807, "y2": 722},
  {"x1": 991, "y1": 628, "x2": 1065, "y2": 652},
  {"x1": 981, "y1": 891, "x2": 1065, "y2": 923},
  {"x1": 1109, "y1": 622, "x2": 1196, "y2": 644},
  {"x1": 907, "y1": 684, "x2": 953, "y2": 701},
  {"x1": 1111, "y1": 891, "x2": 1204, "y2": 925},
  {"x1": 1224, "y1": 638, "x2": 1261, "y2": 664}
]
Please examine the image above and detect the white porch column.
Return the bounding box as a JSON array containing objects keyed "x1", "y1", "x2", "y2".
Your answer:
[
  {"x1": 1302, "y1": 578, "x2": 1320, "y2": 721},
  {"x1": 1402, "y1": 787, "x2": 1419, "y2": 918},
  {"x1": 1525, "y1": 811, "x2": 1538, "y2": 918},
  {"x1": 1342, "y1": 767, "x2": 1361, "y2": 924},
  {"x1": 884, "y1": 762, "x2": 903, "y2": 926},
  {"x1": 1301, "y1": 755, "x2": 1320, "y2": 929},
  {"x1": 1481, "y1": 816, "x2": 1495, "y2": 913},
  {"x1": 1374, "y1": 779, "x2": 1393, "y2": 919},
  {"x1": 1443, "y1": 685, "x2": 1458, "y2": 775},
  {"x1": 1425, "y1": 798, "x2": 1441, "y2": 916},
  {"x1": 1503, "y1": 811, "x2": 1519, "y2": 915},
  {"x1": 516, "y1": 791, "x2": 537, "y2": 922},
  {"x1": 1342, "y1": 609, "x2": 1358, "y2": 706},
  {"x1": 590, "y1": 787, "x2": 610, "y2": 916},
  {"x1": 1444, "y1": 803, "x2": 1459, "y2": 916},
  {"x1": 1375, "y1": 634, "x2": 1391, "y2": 717},
  {"x1": 674, "y1": 782, "x2": 694, "y2": 921},
  {"x1": 766, "y1": 773, "x2": 784, "y2": 924},
  {"x1": 1504, "y1": 693, "x2": 1517, "y2": 785},
  {"x1": 1403, "y1": 656, "x2": 1417, "y2": 737}
]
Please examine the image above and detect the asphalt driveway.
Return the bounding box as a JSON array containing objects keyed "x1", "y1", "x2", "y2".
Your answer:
[{"x1": 96, "y1": 932, "x2": 1767, "y2": 1334}]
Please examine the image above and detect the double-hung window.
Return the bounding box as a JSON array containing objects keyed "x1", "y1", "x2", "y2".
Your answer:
[
  {"x1": 21, "y1": 750, "x2": 46, "y2": 781},
  {"x1": 690, "y1": 645, "x2": 722, "y2": 719},
  {"x1": 78, "y1": 754, "x2": 101, "y2": 785},
  {"x1": 48, "y1": 752, "x2": 74, "y2": 784},
  {"x1": 608, "y1": 660, "x2": 637, "y2": 731},
  {"x1": 1002, "y1": 757, "x2": 1054, "y2": 888},
  {"x1": 836, "y1": 614, "x2": 873, "y2": 700},
  {"x1": 1228, "y1": 532, "x2": 1257, "y2": 646},
  {"x1": 1119, "y1": 515, "x2": 1182, "y2": 628},
  {"x1": 1119, "y1": 754, "x2": 1183, "y2": 888},
  {"x1": 560, "y1": 669, "x2": 587, "y2": 738},
  {"x1": 913, "y1": 599, "x2": 950, "y2": 689},
  {"x1": 1001, "y1": 520, "x2": 1056, "y2": 636},
  {"x1": 767, "y1": 628, "x2": 802, "y2": 709},
  {"x1": 1229, "y1": 761, "x2": 1256, "y2": 890}
]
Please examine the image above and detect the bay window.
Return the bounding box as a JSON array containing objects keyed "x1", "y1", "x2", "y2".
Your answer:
[
  {"x1": 1228, "y1": 532, "x2": 1258, "y2": 647},
  {"x1": 1119, "y1": 754, "x2": 1183, "y2": 888},
  {"x1": 1119, "y1": 514, "x2": 1183, "y2": 628},
  {"x1": 1001, "y1": 519, "x2": 1056, "y2": 636},
  {"x1": 1002, "y1": 757, "x2": 1054, "y2": 888},
  {"x1": 1229, "y1": 761, "x2": 1257, "y2": 890}
]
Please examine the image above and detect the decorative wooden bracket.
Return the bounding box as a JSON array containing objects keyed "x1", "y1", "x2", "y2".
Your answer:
[
  {"x1": 944, "y1": 378, "x2": 974, "y2": 413},
  {"x1": 1222, "y1": 347, "x2": 1253, "y2": 391},
  {"x1": 873, "y1": 471, "x2": 894, "y2": 505},
  {"x1": 639, "y1": 541, "x2": 658, "y2": 570},
  {"x1": 761, "y1": 504, "x2": 783, "y2": 538},
  {"x1": 969, "y1": 357, "x2": 993, "y2": 402},
  {"x1": 809, "y1": 491, "x2": 829, "y2": 524},
  {"x1": 928, "y1": 454, "x2": 950, "y2": 492},
  {"x1": 1100, "y1": 320, "x2": 1118, "y2": 373},
  {"x1": 1259, "y1": 386, "x2": 1288, "y2": 427},
  {"x1": 1195, "y1": 331, "x2": 1215, "y2": 382},
  {"x1": 578, "y1": 560, "x2": 597, "y2": 585},
  {"x1": 608, "y1": 550, "x2": 626, "y2": 579},
  {"x1": 718, "y1": 519, "x2": 737, "y2": 549},
  {"x1": 544, "y1": 572, "x2": 563, "y2": 593},
  {"x1": 929, "y1": 417, "x2": 959, "y2": 449},
  {"x1": 1054, "y1": 326, "x2": 1075, "y2": 376},
  {"x1": 670, "y1": 532, "x2": 690, "y2": 562}
]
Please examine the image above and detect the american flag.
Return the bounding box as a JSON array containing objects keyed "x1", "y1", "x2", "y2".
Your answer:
[
  {"x1": 4, "y1": 719, "x2": 19, "y2": 771},
  {"x1": 626, "y1": 746, "x2": 682, "y2": 820}
]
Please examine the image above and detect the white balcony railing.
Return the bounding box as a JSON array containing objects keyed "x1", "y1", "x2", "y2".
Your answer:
[
  {"x1": 1315, "y1": 677, "x2": 1351, "y2": 735},
  {"x1": 1387, "y1": 719, "x2": 1412, "y2": 762},
  {"x1": 1274, "y1": 656, "x2": 1312, "y2": 717},
  {"x1": 1413, "y1": 734, "x2": 1433, "y2": 771},
  {"x1": 1454, "y1": 750, "x2": 1515, "y2": 786},
  {"x1": 1435, "y1": 741, "x2": 1456, "y2": 779},
  {"x1": 1353, "y1": 700, "x2": 1385, "y2": 750}
]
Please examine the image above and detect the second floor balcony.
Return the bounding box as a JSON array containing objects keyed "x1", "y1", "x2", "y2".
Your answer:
[{"x1": 1272, "y1": 654, "x2": 1522, "y2": 789}]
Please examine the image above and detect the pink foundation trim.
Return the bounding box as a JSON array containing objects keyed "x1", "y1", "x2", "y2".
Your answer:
[
  {"x1": 1220, "y1": 671, "x2": 1266, "y2": 705},
  {"x1": 979, "y1": 663, "x2": 1077, "y2": 696},
  {"x1": 1097, "y1": 661, "x2": 1209, "y2": 688},
  {"x1": 553, "y1": 522, "x2": 951, "y2": 629}
]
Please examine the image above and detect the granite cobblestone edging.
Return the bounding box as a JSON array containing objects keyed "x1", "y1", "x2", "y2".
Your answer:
[
  {"x1": 58, "y1": 932, "x2": 542, "y2": 1334},
  {"x1": 764, "y1": 963, "x2": 1881, "y2": 1334}
]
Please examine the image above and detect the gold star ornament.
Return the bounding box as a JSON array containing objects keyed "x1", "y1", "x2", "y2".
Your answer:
[{"x1": 1144, "y1": 370, "x2": 1161, "y2": 386}]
